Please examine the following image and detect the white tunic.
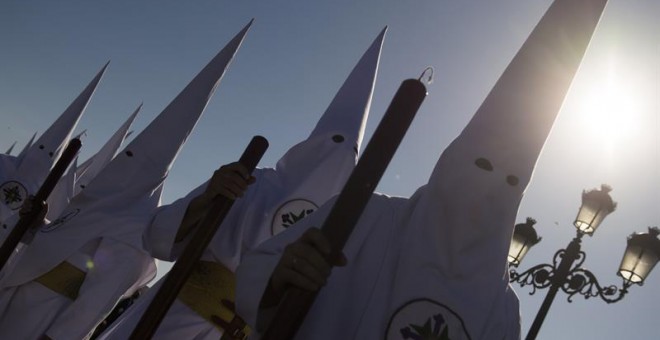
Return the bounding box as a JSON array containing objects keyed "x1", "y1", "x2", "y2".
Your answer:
[
  {"x1": 100, "y1": 156, "x2": 359, "y2": 340},
  {"x1": 235, "y1": 0, "x2": 607, "y2": 338},
  {"x1": 99, "y1": 26, "x2": 386, "y2": 340},
  {"x1": 0, "y1": 237, "x2": 155, "y2": 339},
  {"x1": 236, "y1": 187, "x2": 521, "y2": 340}
]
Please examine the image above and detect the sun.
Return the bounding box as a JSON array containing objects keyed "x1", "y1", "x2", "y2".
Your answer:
[{"x1": 576, "y1": 61, "x2": 642, "y2": 147}]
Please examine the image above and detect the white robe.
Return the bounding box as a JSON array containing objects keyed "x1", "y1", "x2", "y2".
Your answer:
[
  {"x1": 236, "y1": 184, "x2": 521, "y2": 339},
  {"x1": 99, "y1": 26, "x2": 386, "y2": 340},
  {"x1": 235, "y1": 0, "x2": 607, "y2": 338},
  {"x1": 100, "y1": 162, "x2": 358, "y2": 340},
  {"x1": 0, "y1": 237, "x2": 155, "y2": 339}
]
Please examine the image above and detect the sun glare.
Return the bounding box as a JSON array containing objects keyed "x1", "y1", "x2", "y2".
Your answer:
[{"x1": 577, "y1": 63, "x2": 642, "y2": 147}]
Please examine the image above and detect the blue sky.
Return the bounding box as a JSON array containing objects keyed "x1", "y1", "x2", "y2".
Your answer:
[{"x1": 1, "y1": 0, "x2": 658, "y2": 338}]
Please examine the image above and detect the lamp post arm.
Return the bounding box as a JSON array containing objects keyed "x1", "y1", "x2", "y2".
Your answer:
[
  {"x1": 563, "y1": 268, "x2": 631, "y2": 303},
  {"x1": 510, "y1": 263, "x2": 555, "y2": 295}
]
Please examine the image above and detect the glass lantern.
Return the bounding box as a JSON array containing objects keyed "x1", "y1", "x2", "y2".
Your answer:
[
  {"x1": 573, "y1": 184, "x2": 617, "y2": 235},
  {"x1": 508, "y1": 217, "x2": 542, "y2": 267},
  {"x1": 618, "y1": 227, "x2": 660, "y2": 285}
]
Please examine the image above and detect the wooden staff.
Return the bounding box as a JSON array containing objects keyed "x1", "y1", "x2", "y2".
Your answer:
[
  {"x1": 0, "y1": 138, "x2": 82, "y2": 271},
  {"x1": 262, "y1": 78, "x2": 428, "y2": 340},
  {"x1": 130, "y1": 135, "x2": 269, "y2": 340}
]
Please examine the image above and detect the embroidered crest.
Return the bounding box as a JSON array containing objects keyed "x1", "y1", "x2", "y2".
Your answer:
[
  {"x1": 386, "y1": 298, "x2": 471, "y2": 340},
  {"x1": 0, "y1": 181, "x2": 28, "y2": 210},
  {"x1": 271, "y1": 199, "x2": 318, "y2": 235},
  {"x1": 42, "y1": 208, "x2": 81, "y2": 232}
]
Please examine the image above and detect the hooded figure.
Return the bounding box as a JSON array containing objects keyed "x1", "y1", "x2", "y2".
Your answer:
[
  {"x1": 235, "y1": 1, "x2": 609, "y2": 339},
  {"x1": 99, "y1": 27, "x2": 386, "y2": 340},
  {"x1": 0, "y1": 21, "x2": 251, "y2": 340},
  {"x1": 0, "y1": 65, "x2": 106, "y2": 237},
  {"x1": 45, "y1": 105, "x2": 141, "y2": 222}
]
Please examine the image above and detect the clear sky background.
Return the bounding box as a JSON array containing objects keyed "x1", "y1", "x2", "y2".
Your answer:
[{"x1": 1, "y1": 0, "x2": 658, "y2": 339}]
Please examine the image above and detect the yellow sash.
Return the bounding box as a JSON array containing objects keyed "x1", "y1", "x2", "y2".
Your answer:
[
  {"x1": 178, "y1": 261, "x2": 250, "y2": 339},
  {"x1": 34, "y1": 261, "x2": 86, "y2": 300}
]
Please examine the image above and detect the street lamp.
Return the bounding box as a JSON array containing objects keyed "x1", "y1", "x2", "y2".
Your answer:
[
  {"x1": 508, "y1": 185, "x2": 659, "y2": 340},
  {"x1": 618, "y1": 227, "x2": 660, "y2": 285},
  {"x1": 573, "y1": 184, "x2": 616, "y2": 234},
  {"x1": 508, "y1": 217, "x2": 542, "y2": 267}
]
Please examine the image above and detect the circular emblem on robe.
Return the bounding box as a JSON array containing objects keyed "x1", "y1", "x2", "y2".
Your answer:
[
  {"x1": 0, "y1": 181, "x2": 28, "y2": 210},
  {"x1": 271, "y1": 199, "x2": 318, "y2": 235},
  {"x1": 42, "y1": 208, "x2": 81, "y2": 232},
  {"x1": 386, "y1": 298, "x2": 471, "y2": 340}
]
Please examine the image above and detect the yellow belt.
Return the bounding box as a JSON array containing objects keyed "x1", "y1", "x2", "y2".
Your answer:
[
  {"x1": 34, "y1": 261, "x2": 86, "y2": 300},
  {"x1": 178, "y1": 260, "x2": 250, "y2": 340}
]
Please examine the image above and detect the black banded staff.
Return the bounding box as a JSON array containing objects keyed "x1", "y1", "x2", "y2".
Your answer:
[{"x1": 236, "y1": 0, "x2": 609, "y2": 339}]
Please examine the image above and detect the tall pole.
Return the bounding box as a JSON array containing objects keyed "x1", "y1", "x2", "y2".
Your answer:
[
  {"x1": 0, "y1": 138, "x2": 82, "y2": 271},
  {"x1": 526, "y1": 234, "x2": 583, "y2": 340},
  {"x1": 130, "y1": 136, "x2": 268, "y2": 340},
  {"x1": 262, "y1": 78, "x2": 427, "y2": 340}
]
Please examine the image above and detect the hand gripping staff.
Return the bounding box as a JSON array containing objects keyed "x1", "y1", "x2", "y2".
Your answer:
[
  {"x1": 0, "y1": 138, "x2": 82, "y2": 271},
  {"x1": 130, "y1": 136, "x2": 269, "y2": 340},
  {"x1": 263, "y1": 75, "x2": 429, "y2": 340}
]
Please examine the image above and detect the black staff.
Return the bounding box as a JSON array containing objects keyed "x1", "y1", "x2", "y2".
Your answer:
[
  {"x1": 130, "y1": 136, "x2": 268, "y2": 340},
  {"x1": 0, "y1": 138, "x2": 82, "y2": 271},
  {"x1": 263, "y1": 77, "x2": 428, "y2": 340}
]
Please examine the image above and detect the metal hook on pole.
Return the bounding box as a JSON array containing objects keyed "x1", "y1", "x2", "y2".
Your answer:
[{"x1": 418, "y1": 66, "x2": 434, "y2": 85}]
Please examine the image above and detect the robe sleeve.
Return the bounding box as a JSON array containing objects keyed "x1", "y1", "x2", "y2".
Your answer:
[
  {"x1": 44, "y1": 238, "x2": 156, "y2": 340},
  {"x1": 144, "y1": 181, "x2": 209, "y2": 261}
]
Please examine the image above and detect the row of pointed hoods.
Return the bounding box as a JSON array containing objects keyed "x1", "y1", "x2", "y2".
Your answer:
[
  {"x1": 0, "y1": 22, "x2": 386, "y2": 224},
  {"x1": 1, "y1": 21, "x2": 388, "y2": 286},
  {"x1": 1, "y1": 1, "x2": 609, "y2": 319}
]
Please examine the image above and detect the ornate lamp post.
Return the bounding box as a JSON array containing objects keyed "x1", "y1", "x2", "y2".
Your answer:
[{"x1": 508, "y1": 185, "x2": 660, "y2": 340}]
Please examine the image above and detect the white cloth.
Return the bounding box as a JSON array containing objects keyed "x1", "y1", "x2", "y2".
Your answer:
[
  {"x1": 1, "y1": 191, "x2": 159, "y2": 288},
  {"x1": 0, "y1": 154, "x2": 28, "y2": 230},
  {"x1": 46, "y1": 157, "x2": 78, "y2": 221},
  {"x1": 101, "y1": 28, "x2": 387, "y2": 340},
  {"x1": 0, "y1": 64, "x2": 107, "y2": 226},
  {"x1": 0, "y1": 237, "x2": 155, "y2": 340},
  {"x1": 102, "y1": 145, "x2": 359, "y2": 340},
  {"x1": 235, "y1": 0, "x2": 607, "y2": 338},
  {"x1": 74, "y1": 105, "x2": 141, "y2": 196},
  {"x1": 236, "y1": 187, "x2": 521, "y2": 340}
]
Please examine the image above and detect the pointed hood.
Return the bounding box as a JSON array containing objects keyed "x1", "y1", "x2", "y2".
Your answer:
[
  {"x1": 413, "y1": 0, "x2": 608, "y2": 291},
  {"x1": 74, "y1": 104, "x2": 141, "y2": 195},
  {"x1": 83, "y1": 22, "x2": 251, "y2": 202},
  {"x1": 432, "y1": 0, "x2": 608, "y2": 190},
  {"x1": 185, "y1": 27, "x2": 386, "y2": 262},
  {"x1": 15, "y1": 132, "x2": 37, "y2": 166},
  {"x1": 1, "y1": 21, "x2": 253, "y2": 288},
  {"x1": 5, "y1": 142, "x2": 16, "y2": 155},
  {"x1": 0, "y1": 62, "x2": 105, "y2": 225},
  {"x1": 275, "y1": 27, "x2": 386, "y2": 185},
  {"x1": 46, "y1": 157, "x2": 79, "y2": 221},
  {"x1": 16, "y1": 62, "x2": 107, "y2": 175},
  {"x1": 148, "y1": 27, "x2": 386, "y2": 262},
  {"x1": 308, "y1": 26, "x2": 386, "y2": 150}
]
